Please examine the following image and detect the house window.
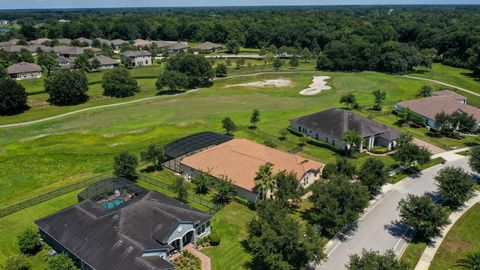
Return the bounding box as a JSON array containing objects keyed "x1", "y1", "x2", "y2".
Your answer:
[
  {"x1": 315, "y1": 134, "x2": 318, "y2": 140},
  {"x1": 326, "y1": 137, "x2": 329, "y2": 143},
  {"x1": 332, "y1": 140, "x2": 336, "y2": 146}
]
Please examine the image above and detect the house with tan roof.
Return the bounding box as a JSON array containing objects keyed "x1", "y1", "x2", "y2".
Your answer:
[
  {"x1": 134, "y1": 39, "x2": 152, "y2": 49},
  {"x1": 7, "y1": 62, "x2": 42, "y2": 80},
  {"x1": 193, "y1": 41, "x2": 223, "y2": 54},
  {"x1": 395, "y1": 90, "x2": 480, "y2": 129},
  {"x1": 180, "y1": 138, "x2": 323, "y2": 202}
]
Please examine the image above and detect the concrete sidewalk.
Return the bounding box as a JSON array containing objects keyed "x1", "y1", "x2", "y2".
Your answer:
[{"x1": 414, "y1": 193, "x2": 480, "y2": 270}]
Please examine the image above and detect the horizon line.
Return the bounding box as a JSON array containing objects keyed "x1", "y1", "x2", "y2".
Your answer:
[{"x1": 1, "y1": 4, "x2": 480, "y2": 11}]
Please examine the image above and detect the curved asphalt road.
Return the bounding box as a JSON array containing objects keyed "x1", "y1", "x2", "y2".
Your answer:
[{"x1": 317, "y1": 157, "x2": 471, "y2": 270}]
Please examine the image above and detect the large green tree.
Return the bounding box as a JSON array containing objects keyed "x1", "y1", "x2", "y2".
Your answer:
[
  {"x1": 221, "y1": 117, "x2": 237, "y2": 134},
  {"x1": 340, "y1": 93, "x2": 357, "y2": 109},
  {"x1": 174, "y1": 177, "x2": 189, "y2": 203},
  {"x1": 341, "y1": 130, "x2": 364, "y2": 156},
  {"x1": 102, "y1": 67, "x2": 139, "y2": 98},
  {"x1": 372, "y1": 89, "x2": 386, "y2": 111},
  {"x1": 308, "y1": 176, "x2": 370, "y2": 237},
  {"x1": 434, "y1": 166, "x2": 476, "y2": 209},
  {"x1": 321, "y1": 158, "x2": 356, "y2": 180},
  {"x1": 247, "y1": 201, "x2": 326, "y2": 270},
  {"x1": 393, "y1": 133, "x2": 431, "y2": 169},
  {"x1": 398, "y1": 194, "x2": 450, "y2": 241},
  {"x1": 156, "y1": 70, "x2": 189, "y2": 91},
  {"x1": 274, "y1": 170, "x2": 302, "y2": 206},
  {"x1": 212, "y1": 176, "x2": 236, "y2": 205},
  {"x1": 166, "y1": 53, "x2": 213, "y2": 88},
  {"x1": 358, "y1": 158, "x2": 388, "y2": 197},
  {"x1": 0, "y1": 77, "x2": 29, "y2": 116},
  {"x1": 140, "y1": 144, "x2": 165, "y2": 170},
  {"x1": 45, "y1": 70, "x2": 89, "y2": 105},
  {"x1": 113, "y1": 151, "x2": 138, "y2": 180}
]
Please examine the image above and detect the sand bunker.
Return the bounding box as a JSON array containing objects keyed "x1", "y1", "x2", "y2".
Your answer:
[
  {"x1": 225, "y1": 79, "x2": 292, "y2": 88},
  {"x1": 299, "y1": 76, "x2": 331, "y2": 95}
]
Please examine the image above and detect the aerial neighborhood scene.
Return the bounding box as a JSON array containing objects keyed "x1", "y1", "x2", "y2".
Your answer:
[{"x1": 1, "y1": 0, "x2": 480, "y2": 270}]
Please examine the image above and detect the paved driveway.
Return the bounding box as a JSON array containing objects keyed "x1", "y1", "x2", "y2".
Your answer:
[
  {"x1": 413, "y1": 138, "x2": 445, "y2": 155},
  {"x1": 317, "y1": 157, "x2": 471, "y2": 270}
]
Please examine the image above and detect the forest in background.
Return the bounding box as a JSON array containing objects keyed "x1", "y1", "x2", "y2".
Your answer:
[{"x1": 0, "y1": 6, "x2": 479, "y2": 73}]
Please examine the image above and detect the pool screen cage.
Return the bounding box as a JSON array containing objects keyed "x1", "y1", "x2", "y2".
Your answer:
[
  {"x1": 77, "y1": 177, "x2": 147, "y2": 203},
  {"x1": 163, "y1": 132, "x2": 233, "y2": 172}
]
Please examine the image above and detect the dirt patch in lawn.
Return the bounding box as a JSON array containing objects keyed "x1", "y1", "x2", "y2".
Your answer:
[
  {"x1": 299, "y1": 76, "x2": 331, "y2": 96},
  {"x1": 224, "y1": 79, "x2": 292, "y2": 88}
]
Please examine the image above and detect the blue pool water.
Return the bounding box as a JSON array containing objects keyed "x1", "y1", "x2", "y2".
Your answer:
[{"x1": 102, "y1": 198, "x2": 124, "y2": 209}]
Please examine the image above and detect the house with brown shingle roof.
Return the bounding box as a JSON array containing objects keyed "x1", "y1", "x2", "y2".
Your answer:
[
  {"x1": 395, "y1": 90, "x2": 480, "y2": 129},
  {"x1": 28, "y1": 38, "x2": 51, "y2": 46},
  {"x1": 57, "y1": 38, "x2": 72, "y2": 46},
  {"x1": 193, "y1": 42, "x2": 223, "y2": 53},
  {"x1": 180, "y1": 138, "x2": 324, "y2": 202},
  {"x1": 74, "y1": 37, "x2": 93, "y2": 46},
  {"x1": 7, "y1": 62, "x2": 42, "y2": 80}
]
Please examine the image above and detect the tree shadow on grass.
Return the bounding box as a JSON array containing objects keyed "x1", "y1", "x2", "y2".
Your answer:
[
  {"x1": 140, "y1": 165, "x2": 162, "y2": 173},
  {"x1": 460, "y1": 72, "x2": 480, "y2": 82},
  {"x1": 156, "y1": 90, "x2": 186, "y2": 96}
]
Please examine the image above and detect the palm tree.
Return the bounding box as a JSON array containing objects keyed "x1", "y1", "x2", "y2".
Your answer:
[
  {"x1": 254, "y1": 164, "x2": 276, "y2": 201},
  {"x1": 456, "y1": 250, "x2": 480, "y2": 270},
  {"x1": 341, "y1": 130, "x2": 365, "y2": 156}
]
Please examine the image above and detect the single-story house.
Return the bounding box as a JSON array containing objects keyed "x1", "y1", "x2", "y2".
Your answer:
[
  {"x1": 58, "y1": 46, "x2": 84, "y2": 58},
  {"x1": 1, "y1": 45, "x2": 26, "y2": 53},
  {"x1": 94, "y1": 38, "x2": 112, "y2": 47},
  {"x1": 395, "y1": 90, "x2": 480, "y2": 129},
  {"x1": 111, "y1": 39, "x2": 128, "y2": 48},
  {"x1": 92, "y1": 55, "x2": 120, "y2": 69},
  {"x1": 0, "y1": 38, "x2": 20, "y2": 48},
  {"x1": 193, "y1": 42, "x2": 223, "y2": 53},
  {"x1": 74, "y1": 37, "x2": 93, "y2": 46},
  {"x1": 57, "y1": 38, "x2": 72, "y2": 46},
  {"x1": 152, "y1": 40, "x2": 172, "y2": 48},
  {"x1": 7, "y1": 62, "x2": 42, "y2": 80},
  {"x1": 168, "y1": 42, "x2": 189, "y2": 53},
  {"x1": 28, "y1": 38, "x2": 51, "y2": 45},
  {"x1": 35, "y1": 178, "x2": 212, "y2": 270},
  {"x1": 180, "y1": 138, "x2": 324, "y2": 202},
  {"x1": 56, "y1": 56, "x2": 72, "y2": 70},
  {"x1": 121, "y1": 50, "x2": 152, "y2": 66},
  {"x1": 290, "y1": 108, "x2": 400, "y2": 151},
  {"x1": 134, "y1": 39, "x2": 152, "y2": 49},
  {"x1": 26, "y1": 45, "x2": 53, "y2": 54}
]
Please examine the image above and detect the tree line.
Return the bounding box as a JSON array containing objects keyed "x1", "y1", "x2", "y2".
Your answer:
[{"x1": 1, "y1": 7, "x2": 480, "y2": 73}]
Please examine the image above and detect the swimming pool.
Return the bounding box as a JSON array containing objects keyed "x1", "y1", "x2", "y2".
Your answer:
[{"x1": 101, "y1": 198, "x2": 124, "y2": 209}]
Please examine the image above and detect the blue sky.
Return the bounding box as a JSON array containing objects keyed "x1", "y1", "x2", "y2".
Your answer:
[{"x1": 0, "y1": 0, "x2": 479, "y2": 9}]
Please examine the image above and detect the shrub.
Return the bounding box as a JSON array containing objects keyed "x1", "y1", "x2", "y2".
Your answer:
[
  {"x1": 5, "y1": 255, "x2": 31, "y2": 270},
  {"x1": 369, "y1": 146, "x2": 390, "y2": 154},
  {"x1": 113, "y1": 151, "x2": 138, "y2": 180},
  {"x1": 48, "y1": 253, "x2": 78, "y2": 270},
  {"x1": 209, "y1": 230, "x2": 221, "y2": 246},
  {"x1": 263, "y1": 140, "x2": 277, "y2": 148},
  {"x1": 17, "y1": 228, "x2": 41, "y2": 255}
]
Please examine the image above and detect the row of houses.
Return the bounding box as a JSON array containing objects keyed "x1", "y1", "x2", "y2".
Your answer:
[{"x1": 0, "y1": 37, "x2": 223, "y2": 53}]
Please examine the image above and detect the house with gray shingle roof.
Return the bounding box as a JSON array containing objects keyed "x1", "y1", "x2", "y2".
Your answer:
[
  {"x1": 57, "y1": 38, "x2": 72, "y2": 46},
  {"x1": 74, "y1": 37, "x2": 93, "y2": 46},
  {"x1": 7, "y1": 62, "x2": 42, "y2": 80},
  {"x1": 168, "y1": 42, "x2": 189, "y2": 53},
  {"x1": 35, "y1": 178, "x2": 212, "y2": 270},
  {"x1": 111, "y1": 39, "x2": 128, "y2": 48},
  {"x1": 91, "y1": 55, "x2": 119, "y2": 70},
  {"x1": 28, "y1": 38, "x2": 51, "y2": 46},
  {"x1": 290, "y1": 108, "x2": 400, "y2": 151}
]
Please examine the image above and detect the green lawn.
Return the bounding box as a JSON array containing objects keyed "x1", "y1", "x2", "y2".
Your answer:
[
  {"x1": 202, "y1": 202, "x2": 255, "y2": 270},
  {"x1": 0, "y1": 65, "x2": 479, "y2": 208},
  {"x1": 413, "y1": 63, "x2": 480, "y2": 94},
  {"x1": 430, "y1": 203, "x2": 480, "y2": 270},
  {"x1": 399, "y1": 241, "x2": 427, "y2": 269},
  {"x1": 0, "y1": 190, "x2": 79, "y2": 269}
]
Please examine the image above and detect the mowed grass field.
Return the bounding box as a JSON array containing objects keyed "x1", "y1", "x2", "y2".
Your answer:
[
  {"x1": 0, "y1": 70, "x2": 434, "y2": 206},
  {"x1": 429, "y1": 203, "x2": 480, "y2": 270}
]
